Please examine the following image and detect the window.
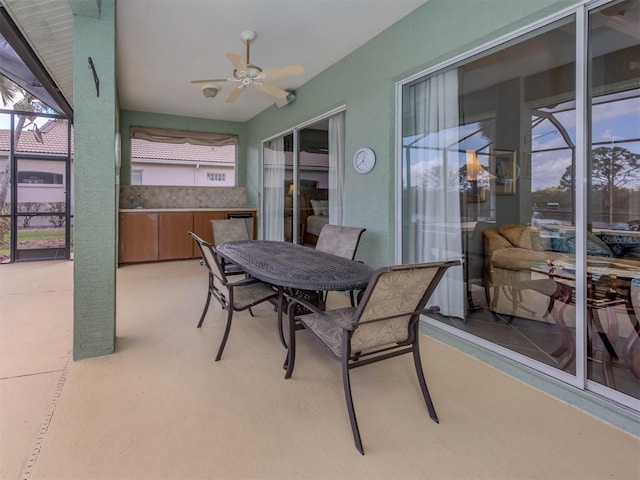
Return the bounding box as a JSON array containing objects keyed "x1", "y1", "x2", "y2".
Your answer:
[
  {"x1": 131, "y1": 170, "x2": 143, "y2": 185},
  {"x1": 399, "y1": 2, "x2": 639, "y2": 408},
  {"x1": 17, "y1": 171, "x2": 63, "y2": 184},
  {"x1": 130, "y1": 127, "x2": 237, "y2": 186}
]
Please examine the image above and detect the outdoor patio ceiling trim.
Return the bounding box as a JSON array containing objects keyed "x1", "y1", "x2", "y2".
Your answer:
[{"x1": 0, "y1": 6, "x2": 73, "y2": 119}]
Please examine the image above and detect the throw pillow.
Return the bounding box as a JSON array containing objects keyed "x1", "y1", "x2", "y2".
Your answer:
[
  {"x1": 310, "y1": 200, "x2": 322, "y2": 216},
  {"x1": 498, "y1": 224, "x2": 535, "y2": 249}
]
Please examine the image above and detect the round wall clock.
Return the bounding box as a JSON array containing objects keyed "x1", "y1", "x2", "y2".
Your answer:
[{"x1": 353, "y1": 147, "x2": 375, "y2": 174}]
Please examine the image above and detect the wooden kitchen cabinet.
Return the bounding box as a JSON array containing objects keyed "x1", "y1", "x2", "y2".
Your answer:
[
  {"x1": 118, "y1": 212, "x2": 159, "y2": 264},
  {"x1": 118, "y1": 210, "x2": 256, "y2": 264},
  {"x1": 192, "y1": 211, "x2": 227, "y2": 245},
  {"x1": 158, "y1": 212, "x2": 194, "y2": 260},
  {"x1": 192, "y1": 210, "x2": 256, "y2": 249}
]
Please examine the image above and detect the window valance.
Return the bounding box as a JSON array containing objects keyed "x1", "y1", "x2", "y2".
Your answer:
[{"x1": 130, "y1": 126, "x2": 238, "y2": 147}]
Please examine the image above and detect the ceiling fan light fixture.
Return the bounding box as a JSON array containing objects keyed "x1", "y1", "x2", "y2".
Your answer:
[
  {"x1": 202, "y1": 85, "x2": 220, "y2": 99},
  {"x1": 191, "y1": 29, "x2": 303, "y2": 104}
]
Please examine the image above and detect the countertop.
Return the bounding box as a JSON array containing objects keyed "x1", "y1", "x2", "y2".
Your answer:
[{"x1": 119, "y1": 207, "x2": 257, "y2": 213}]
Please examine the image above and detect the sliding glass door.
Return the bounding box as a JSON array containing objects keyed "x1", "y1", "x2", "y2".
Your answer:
[
  {"x1": 262, "y1": 109, "x2": 345, "y2": 245},
  {"x1": 399, "y1": 0, "x2": 639, "y2": 409},
  {"x1": 587, "y1": 2, "x2": 640, "y2": 397}
]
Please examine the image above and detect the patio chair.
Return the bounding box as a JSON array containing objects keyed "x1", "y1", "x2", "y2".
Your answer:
[
  {"x1": 315, "y1": 224, "x2": 366, "y2": 306},
  {"x1": 315, "y1": 224, "x2": 366, "y2": 260},
  {"x1": 284, "y1": 260, "x2": 460, "y2": 454},
  {"x1": 211, "y1": 218, "x2": 252, "y2": 276},
  {"x1": 189, "y1": 232, "x2": 278, "y2": 361}
]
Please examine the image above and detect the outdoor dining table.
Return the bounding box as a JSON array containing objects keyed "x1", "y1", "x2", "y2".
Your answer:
[{"x1": 216, "y1": 240, "x2": 374, "y2": 344}]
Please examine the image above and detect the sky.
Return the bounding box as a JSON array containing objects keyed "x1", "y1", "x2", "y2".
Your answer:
[
  {"x1": 402, "y1": 91, "x2": 639, "y2": 192},
  {"x1": 0, "y1": 110, "x2": 54, "y2": 130}
]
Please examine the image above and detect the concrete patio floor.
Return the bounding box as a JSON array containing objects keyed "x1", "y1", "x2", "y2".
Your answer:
[{"x1": 1, "y1": 259, "x2": 639, "y2": 479}]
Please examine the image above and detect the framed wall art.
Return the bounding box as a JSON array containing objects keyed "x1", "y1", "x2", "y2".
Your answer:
[{"x1": 490, "y1": 149, "x2": 517, "y2": 195}]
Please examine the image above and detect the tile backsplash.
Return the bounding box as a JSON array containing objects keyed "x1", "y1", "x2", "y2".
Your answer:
[{"x1": 119, "y1": 186, "x2": 247, "y2": 209}]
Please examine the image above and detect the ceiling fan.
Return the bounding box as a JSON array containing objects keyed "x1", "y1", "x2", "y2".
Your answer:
[{"x1": 191, "y1": 30, "x2": 304, "y2": 103}]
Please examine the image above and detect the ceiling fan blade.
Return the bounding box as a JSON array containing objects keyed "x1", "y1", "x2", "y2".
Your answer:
[
  {"x1": 225, "y1": 85, "x2": 245, "y2": 103},
  {"x1": 255, "y1": 83, "x2": 289, "y2": 100},
  {"x1": 262, "y1": 64, "x2": 304, "y2": 80},
  {"x1": 190, "y1": 78, "x2": 228, "y2": 84},
  {"x1": 226, "y1": 53, "x2": 248, "y2": 74}
]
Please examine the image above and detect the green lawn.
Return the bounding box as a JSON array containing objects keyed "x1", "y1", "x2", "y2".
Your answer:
[{"x1": 0, "y1": 227, "x2": 73, "y2": 257}]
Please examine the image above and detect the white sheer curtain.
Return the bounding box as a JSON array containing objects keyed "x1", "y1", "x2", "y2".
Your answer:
[
  {"x1": 263, "y1": 137, "x2": 285, "y2": 241},
  {"x1": 405, "y1": 70, "x2": 464, "y2": 318},
  {"x1": 328, "y1": 111, "x2": 345, "y2": 224}
]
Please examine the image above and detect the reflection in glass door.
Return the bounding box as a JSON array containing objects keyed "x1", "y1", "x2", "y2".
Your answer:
[
  {"x1": 296, "y1": 123, "x2": 329, "y2": 246},
  {"x1": 586, "y1": 3, "x2": 640, "y2": 399},
  {"x1": 402, "y1": 15, "x2": 579, "y2": 371},
  {"x1": 400, "y1": 1, "x2": 640, "y2": 409},
  {"x1": 262, "y1": 109, "x2": 344, "y2": 244}
]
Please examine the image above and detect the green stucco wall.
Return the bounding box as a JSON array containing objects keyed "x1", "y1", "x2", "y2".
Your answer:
[
  {"x1": 72, "y1": 0, "x2": 577, "y2": 360},
  {"x1": 244, "y1": 0, "x2": 576, "y2": 268},
  {"x1": 72, "y1": 0, "x2": 118, "y2": 360}
]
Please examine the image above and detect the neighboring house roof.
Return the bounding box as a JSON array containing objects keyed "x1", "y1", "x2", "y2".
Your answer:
[
  {"x1": 0, "y1": 119, "x2": 72, "y2": 155},
  {"x1": 131, "y1": 139, "x2": 235, "y2": 165},
  {"x1": 132, "y1": 142, "x2": 328, "y2": 169},
  {"x1": 0, "y1": 120, "x2": 323, "y2": 169},
  {"x1": 0, "y1": 120, "x2": 236, "y2": 166}
]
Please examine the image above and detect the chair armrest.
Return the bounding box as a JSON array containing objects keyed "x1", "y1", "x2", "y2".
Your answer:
[
  {"x1": 283, "y1": 292, "x2": 326, "y2": 317},
  {"x1": 285, "y1": 295, "x2": 358, "y2": 331},
  {"x1": 356, "y1": 305, "x2": 441, "y2": 326}
]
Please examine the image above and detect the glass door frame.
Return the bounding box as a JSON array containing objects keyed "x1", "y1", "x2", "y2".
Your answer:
[{"x1": 260, "y1": 105, "x2": 345, "y2": 242}]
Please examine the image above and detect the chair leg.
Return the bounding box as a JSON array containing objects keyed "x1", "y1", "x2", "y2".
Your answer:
[
  {"x1": 215, "y1": 308, "x2": 234, "y2": 361},
  {"x1": 349, "y1": 290, "x2": 356, "y2": 307},
  {"x1": 197, "y1": 288, "x2": 212, "y2": 328},
  {"x1": 277, "y1": 288, "x2": 288, "y2": 348},
  {"x1": 342, "y1": 360, "x2": 364, "y2": 455},
  {"x1": 412, "y1": 344, "x2": 439, "y2": 423},
  {"x1": 284, "y1": 305, "x2": 297, "y2": 378}
]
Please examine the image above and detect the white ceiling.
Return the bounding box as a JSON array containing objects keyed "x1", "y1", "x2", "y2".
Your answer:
[
  {"x1": 116, "y1": 0, "x2": 427, "y2": 122},
  {"x1": 2, "y1": 0, "x2": 428, "y2": 123}
]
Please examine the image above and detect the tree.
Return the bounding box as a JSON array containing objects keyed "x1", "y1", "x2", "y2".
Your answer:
[
  {"x1": 0, "y1": 75, "x2": 20, "y2": 106},
  {"x1": 559, "y1": 146, "x2": 640, "y2": 191}
]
